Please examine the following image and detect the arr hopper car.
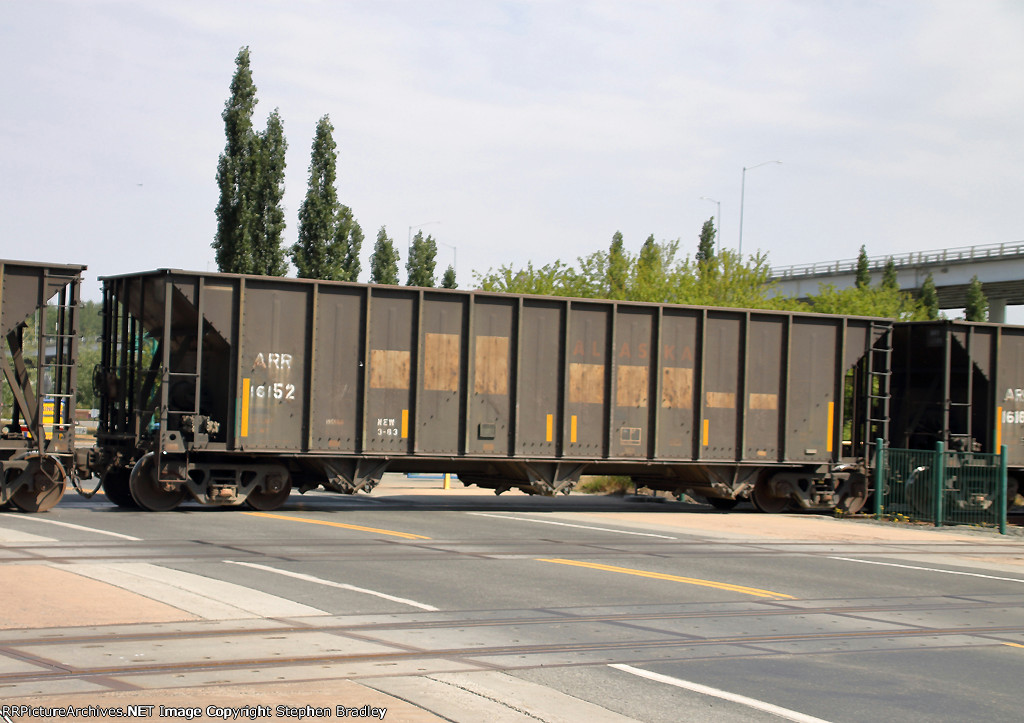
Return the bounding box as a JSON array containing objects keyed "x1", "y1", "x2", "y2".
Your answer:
[
  {"x1": 84, "y1": 268, "x2": 894, "y2": 512},
  {"x1": 0, "y1": 259, "x2": 84, "y2": 512},
  {"x1": 889, "y1": 320, "x2": 1024, "y2": 502}
]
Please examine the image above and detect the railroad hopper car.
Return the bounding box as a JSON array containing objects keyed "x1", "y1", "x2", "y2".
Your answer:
[
  {"x1": 888, "y1": 320, "x2": 1024, "y2": 502},
  {"x1": 0, "y1": 259, "x2": 84, "y2": 512},
  {"x1": 87, "y1": 268, "x2": 892, "y2": 512}
]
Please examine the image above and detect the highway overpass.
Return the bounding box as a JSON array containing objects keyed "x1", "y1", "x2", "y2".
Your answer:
[{"x1": 769, "y1": 241, "x2": 1024, "y2": 322}]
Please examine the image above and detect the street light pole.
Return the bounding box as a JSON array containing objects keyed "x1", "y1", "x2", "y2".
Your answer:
[
  {"x1": 699, "y1": 196, "x2": 721, "y2": 245},
  {"x1": 437, "y1": 241, "x2": 457, "y2": 274},
  {"x1": 738, "y1": 160, "x2": 781, "y2": 258}
]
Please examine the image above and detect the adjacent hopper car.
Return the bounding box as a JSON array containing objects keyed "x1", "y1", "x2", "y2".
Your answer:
[
  {"x1": 889, "y1": 321, "x2": 1024, "y2": 502},
  {"x1": 0, "y1": 259, "x2": 84, "y2": 512},
  {"x1": 1, "y1": 260, "x2": 1021, "y2": 513}
]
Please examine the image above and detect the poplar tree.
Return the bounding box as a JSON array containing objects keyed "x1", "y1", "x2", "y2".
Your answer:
[
  {"x1": 251, "y1": 108, "x2": 288, "y2": 276},
  {"x1": 335, "y1": 204, "x2": 363, "y2": 282},
  {"x1": 855, "y1": 245, "x2": 871, "y2": 289},
  {"x1": 370, "y1": 226, "x2": 400, "y2": 284},
  {"x1": 631, "y1": 234, "x2": 672, "y2": 302},
  {"x1": 920, "y1": 272, "x2": 940, "y2": 320},
  {"x1": 292, "y1": 115, "x2": 362, "y2": 281},
  {"x1": 406, "y1": 231, "x2": 438, "y2": 287},
  {"x1": 696, "y1": 217, "x2": 716, "y2": 263},
  {"x1": 607, "y1": 231, "x2": 629, "y2": 299},
  {"x1": 213, "y1": 47, "x2": 258, "y2": 273},
  {"x1": 696, "y1": 218, "x2": 718, "y2": 284},
  {"x1": 881, "y1": 258, "x2": 899, "y2": 292},
  {"x1": 965, "y1": 275, "x2": 988, "y2": 321},
  {"x1": 213, "y1": 47, "x2": 288, "y2": 275}
]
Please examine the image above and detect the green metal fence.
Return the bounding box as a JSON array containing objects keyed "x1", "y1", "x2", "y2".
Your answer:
[{"x1": 873, "y1": 438, "x2": 1008, "y2": 534}]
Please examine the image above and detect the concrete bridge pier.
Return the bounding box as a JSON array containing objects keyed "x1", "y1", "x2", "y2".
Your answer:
[{"x1": 990, "y1": 298, "x2": 1007, "y2": 323}]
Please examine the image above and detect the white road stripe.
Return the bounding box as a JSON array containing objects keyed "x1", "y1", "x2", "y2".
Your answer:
[
  {"x1": 467, "y1": 512, "x2": 678, "y2": 539},
  {"x1": 609, "y1": 664, "x2": 833, "y2": 723},
  {"x1": 9, "y1": 515, "x2": 142, "y2": 540},
  {"x1": 54, "y1": 562, "x2": 328, "y2": 619},
  {"x1": 829, "y1": 556, "x2": 1024, "y2": 583},
  {"x1": 225, "y1": 560, "x2": 440, "y2": 611}
]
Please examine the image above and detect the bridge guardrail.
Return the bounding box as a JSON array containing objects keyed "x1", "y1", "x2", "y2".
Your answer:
[{"x1": 771, "y1": 241, "x2": 1024, "y2": 280}]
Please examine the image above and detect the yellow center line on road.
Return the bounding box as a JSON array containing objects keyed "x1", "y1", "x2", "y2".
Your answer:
[
  {"x1": 241, "y1": 511, "x2": 431, "y2": 540},
  {"x1": 538, "y1": 558, "x2": 796, "y2": 600},
  {"x1": 1004, "y1": 643, "x2": 1024, "y2": 649}
]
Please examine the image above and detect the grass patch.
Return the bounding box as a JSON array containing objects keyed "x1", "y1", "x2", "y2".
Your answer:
[{"x1": 577, "y1": 475, "x2": 634, "y2": 495}]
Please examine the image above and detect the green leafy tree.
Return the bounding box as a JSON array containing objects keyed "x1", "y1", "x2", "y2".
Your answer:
[
  {"x1": 680, "y1": 250, "x2": 790, "y2": 309},
  {"x1": 406, "y1": 231, "x2": 438, "y2": 287},
  {"x1": 965, "y1": 275, "x2": 988, "y2": 321},
  {"x1": 920, "y1": 272, "x2": 940, "y2": 320},
  {"x1": 855, "y1": 245, "x2": 871, "y2": 289},
  {"x1": 474, "y1": 259, "x2": 577, "y2": 295},
  {"x1": 441, "y1": 265, "x2": 457, "y2": 289},
  {"x1": 607, "y1": 231, "x2": 630, "y2": 300},
  {"x1": 630, "y1": 235, "x2": 677, "y2": 302},
  {"x1": 75, "y1": 300, "x2": 105, "y2": 409},
  {"x1": 696, "y1": 218, "x2": 720, "y2": 286},
  {"x1": 470, "y1": 230, "x2": 937, "y2": 320},
  {"x1": 804, "y1": 284, "x2": 926, "y2": 320},
  {"x1": 881, "y1": 258, "x2": 898, "y2": 291},
  {"x1": 571, "y1": 249, "x2": 608, "y2": 298},
  {"x1": 335, "y1": 204, "x2": 363, "y2": 282},
  {"x1": 370, "y1": 226, "x2": 400, "y2": 284},
  {"x1": 292, "y1": 115, "x2": 357, "y2": 280},
  {"x1": 475, "y1": 233, "x2": 784, "y2": 310},
  {"x1": 213, "y1": 48, "x2": 289, "y2": 275},
  {"x1": 213, "y1": 47, "x2": 258, "y2": 273},
  {"x1": 696, "y1": 217, "x2": 716, "y2": 263},
  {"x1": 251, "y1": 108, "x2": 288, "y2": 276}
]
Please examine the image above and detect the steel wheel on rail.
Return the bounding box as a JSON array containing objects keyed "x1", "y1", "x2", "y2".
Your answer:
[
  {"x1": 129, "y1": 453, "x2": 186, "y2": 512},
  {"x1": 101, "y1": 466, "x2": 138, "y2": 509},
  {"x1": 244, "y1": 476, "x2": 292, "y2": 511},
  {"x1": 836, "y1": 494, "x2": 867, "y2": 514},
  {"x1": 9, "y1": 455, "x2": 67, "y2": 513},
  {"x1": 751, "y1": 476, "x2": 790, "y2": 514},
  {"x1": 837, "y1": 472, "x2": 869, "y2": 514}
]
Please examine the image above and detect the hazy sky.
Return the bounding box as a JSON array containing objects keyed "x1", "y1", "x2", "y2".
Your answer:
[{"x1": 4, "y1": 1, "x2": 1023, "y2": 300}]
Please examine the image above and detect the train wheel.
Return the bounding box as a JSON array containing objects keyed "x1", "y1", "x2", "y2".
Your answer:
[
  {"x1": 1, "y1": 467, "x2": 16, "y2": 509},
  {"x1": 129, "y1": 453, "x2": 186, "y2": 512},
  {"x1": 9, "y1": 456, "x2": 67, "y2": 513},
  {"x1": 837, "y1": 493, "x2": 867, "y2": 514},
  {"x1": 1007, "y1": 476, "x2": 1021, "y2": 510},
  {"x1": 244, "y1": 477, "x2": 292, "y2": 511},
  {"x1": 706, "y1": 497, "x2": 739, "y2": 511},
  {"x1": 837, "y1": 473, "x2": 869, "y2": 514},
  {"x1": 751, "y1": 477, "x2": 790, "y2": 514},
  {"x1": 102, "y1": 467, "x2": 138, "y2": 509}
]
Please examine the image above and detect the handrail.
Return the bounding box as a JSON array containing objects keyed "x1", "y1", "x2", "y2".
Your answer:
[{"x1": 770, "y1": 241, "x2": 1024, "y2": 279}]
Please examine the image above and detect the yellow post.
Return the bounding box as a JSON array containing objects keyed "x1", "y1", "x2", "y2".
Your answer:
[{"x1": 443, "y1": 473, "x2": 451, "y2": 490}]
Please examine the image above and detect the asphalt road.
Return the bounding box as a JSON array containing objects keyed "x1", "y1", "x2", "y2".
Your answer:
[{"x1": 2, "y1": 478, "x2": 1023, "y2": 722}]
